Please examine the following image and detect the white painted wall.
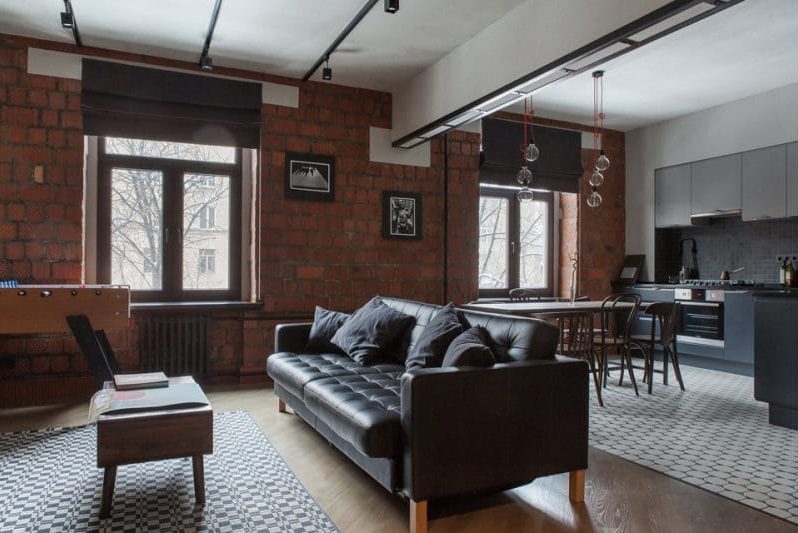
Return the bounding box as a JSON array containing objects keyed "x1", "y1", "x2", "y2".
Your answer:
[
  {"x1": 625, "y1": 83, "x2": 798, "y2": 280},
  {"x1": 391, "y1": 0, "x2": 671, "y2": 140}
]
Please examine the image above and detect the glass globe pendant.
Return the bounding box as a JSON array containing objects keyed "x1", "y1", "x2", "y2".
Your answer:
[
  {"x1": 595, "y1": 149, "x2": 610, "y2": 171},
  {"x1": 586, "y1": 187, "x2": 603, "y2": 208},
  {"x1": 524, "y1": 141, "x2": 540, "y2": 162},
  {"x1": 589, "y1": 169, "x2": 605, "y2": 187},
  {"x1": 516, "y1": 165, "x2": 532, "y2": 186},
  {"x1": 517, "y1": 187, "x2": 534, "y2": 202}
]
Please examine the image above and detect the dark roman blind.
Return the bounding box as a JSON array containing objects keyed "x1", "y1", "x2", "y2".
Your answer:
[
  {"x1": 480, "y1": 117, "x2": 583, "y2": 193},
  {"x1": 81, "y1": 59, "x2": 262, "y2": 148}
]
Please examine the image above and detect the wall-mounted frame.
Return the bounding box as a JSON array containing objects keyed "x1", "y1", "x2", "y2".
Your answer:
[
  {"x1": 284, "y1": 152, "x2": 335, "y2": 201},
  {"x1": 382, "y1": 191, "x2": 422, "y2": 240}
]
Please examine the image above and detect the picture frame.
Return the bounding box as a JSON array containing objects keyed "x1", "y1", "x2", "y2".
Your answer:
[
  {"x1": 284, "y1": 152, "x2": 335, "y2": 202},
  {"x1": 382, "y1": 191, "x2": 422, "y2": 240}
]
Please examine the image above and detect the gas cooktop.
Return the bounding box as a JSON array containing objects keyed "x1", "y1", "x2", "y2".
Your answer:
[{"x1": 683, "y1": 279, "x2": 760, "y2": 287}]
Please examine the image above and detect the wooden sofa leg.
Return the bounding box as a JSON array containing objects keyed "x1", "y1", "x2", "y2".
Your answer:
[
  {"x1": 278, "y1": 398, "x2": 286, "y2": 413},
  {"x1": 410, "y1": 499, "x2": 427, "y2": 533},
  {"x1": 569, "y1": 470, "x2": 585, "y2": 503}
]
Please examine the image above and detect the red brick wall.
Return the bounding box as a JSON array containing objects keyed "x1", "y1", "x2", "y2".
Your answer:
[{"x1": 0, "y1": 35, "x2": 481, "y2": 405}]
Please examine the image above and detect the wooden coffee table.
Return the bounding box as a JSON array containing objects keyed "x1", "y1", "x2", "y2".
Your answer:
[{"x1": 96, "y1": 379, "x2": 213, "y2": 518}]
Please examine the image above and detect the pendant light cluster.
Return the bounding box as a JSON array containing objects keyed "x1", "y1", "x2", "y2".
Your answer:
[
  {"x1": 516, "y1": 96, "x2": 539, "y2": 202},
  {"x1": 588, "y1": 70, "x2": 610, "y2": 208}
]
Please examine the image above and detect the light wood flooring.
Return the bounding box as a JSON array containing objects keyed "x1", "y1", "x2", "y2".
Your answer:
[{"x1": 1, "y1": 384, "x2": 794, "y2": 533}]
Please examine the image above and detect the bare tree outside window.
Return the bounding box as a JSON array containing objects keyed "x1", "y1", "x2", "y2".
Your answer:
[
  {"x1": 106, "y1": 137, "x2": 233, "y2": 292},
  {"x1": 479, "y1": 196, "x2": 509, "y2": 289},
  {"x1": 519, "y1": 200, "x2": 548, "y2": 287}
]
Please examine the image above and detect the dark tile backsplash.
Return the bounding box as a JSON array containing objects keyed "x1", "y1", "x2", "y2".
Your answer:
[{"x1": 655, "y1": 216, "x2": 798, "y2": 283}]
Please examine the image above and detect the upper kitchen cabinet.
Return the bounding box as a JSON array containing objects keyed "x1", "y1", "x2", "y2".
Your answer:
[
  {"x1": 787, "y1": 142, "x2": 797, "y2": 218},
  {"x1": 655, "y1": 164, "x2": 691, "y2": 228},
  {"x1": 742, "y1": 144, "x2": 787, "y2": 221},
  {"x1": 690, "y1": 154, "x2": 741, "y2": 216}
]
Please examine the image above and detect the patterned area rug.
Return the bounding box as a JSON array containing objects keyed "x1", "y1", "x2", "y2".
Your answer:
[
  {"x1": 590, "y1": 364, "x2": 798, "y2": 524},
  {"x1": 0, "y1": 411, "x2": 337, "y2": 532}
]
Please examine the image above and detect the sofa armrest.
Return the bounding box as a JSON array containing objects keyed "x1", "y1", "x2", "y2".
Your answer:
[
  {"x1": 400, "y1": 358, "x2": 588, "y2": 502},
  {"x1": 274, "y1": 322, "x2": 313, "y2": 353}
]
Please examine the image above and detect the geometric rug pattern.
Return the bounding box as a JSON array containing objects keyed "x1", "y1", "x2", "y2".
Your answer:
[
  {"x1": 590, "y1": 364, "x2": 798, "y2": 525},
  {"x1": 0, "y1": 411, "x2": 337, "y2": 532}
]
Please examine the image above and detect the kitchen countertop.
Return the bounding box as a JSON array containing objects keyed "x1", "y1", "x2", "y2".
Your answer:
[{"x1": 616, "y1": 282, "x2": 796, "y2": 293}]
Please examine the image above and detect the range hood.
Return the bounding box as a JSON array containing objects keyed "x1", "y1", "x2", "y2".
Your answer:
[{"x1": 690, "y1": 209, "x2": 742, "y2": 219}]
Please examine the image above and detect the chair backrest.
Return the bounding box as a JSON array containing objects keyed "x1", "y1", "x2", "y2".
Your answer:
[
  {"x1": 551, "y1": 311, "x2": 593, "y2": 358},
  {"x1": 509, "y1": 288, "x2": 541, "y2": 302},
  {"x1": 66, "y1": 315, "x2": 119, "y2": 388},
  {"x1": 599, "y1": 292, "x2": 642, "y2": 343},
  {"x1": 646, "y1": 301, "x2": 681, "y2": 346}
]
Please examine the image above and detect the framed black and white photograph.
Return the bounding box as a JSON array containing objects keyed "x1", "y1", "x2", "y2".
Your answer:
[
  {"x1": 382, "y1": 191, "x2": 422, "y2": 240},
  {"x1": 284, "y1": 152, "x2": 335, "y2": 201}
]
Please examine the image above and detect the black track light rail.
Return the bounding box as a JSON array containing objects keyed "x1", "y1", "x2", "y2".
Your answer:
[
  {"x1": 302, "y1": 0, "x2": 379, "y2": 81},
  {"x1": 200, "y1": 0, "x2": 223, "y2": 66},
  {"x1": 62, "y1": 0, "x2": 82, "y2": 47}
]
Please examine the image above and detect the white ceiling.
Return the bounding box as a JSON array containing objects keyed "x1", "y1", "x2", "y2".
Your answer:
[
  {"x1": 511, "y1": 0, "x2": 798, "y2": 131},
  {"x1": 0, "y1": 0, "x2": 524, "y2": 91}
]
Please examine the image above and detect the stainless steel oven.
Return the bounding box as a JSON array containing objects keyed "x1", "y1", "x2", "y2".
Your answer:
[{"x1": 675, "y1": 288, "x2": 724, "y2": 347}]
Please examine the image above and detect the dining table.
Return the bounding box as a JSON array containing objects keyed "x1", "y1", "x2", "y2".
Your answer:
[{"x1": 461, "y1": 300, "x2": 640, "y2": 316}]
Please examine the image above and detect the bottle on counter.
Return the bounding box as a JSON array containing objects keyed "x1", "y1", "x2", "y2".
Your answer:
[
  {"x1": 780, "y1": 258, "x2": 788, "y2": 286},
  {"x1": 786, "y1": 260, "x2": 795, "y2": 287}
]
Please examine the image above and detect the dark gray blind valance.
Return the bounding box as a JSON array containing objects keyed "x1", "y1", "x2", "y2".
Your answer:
[
  {"x1": 81, "y1": 59, "x2": 262, "y2": 148},
  {"x1": 480, "y1": 118, "x2": 583, "y2": 193}
]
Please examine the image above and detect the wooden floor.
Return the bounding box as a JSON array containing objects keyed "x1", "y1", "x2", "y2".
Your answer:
[{"x1": 0, "y1": 384, "x2": 794, "y2": 533}]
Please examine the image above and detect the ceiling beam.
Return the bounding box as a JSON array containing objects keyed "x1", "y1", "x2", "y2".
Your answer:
[
  {"x1": 302, "y1": 0, "x2": 379, "y2": 82},
  {"x1": 62, "y1": 0, "x2": 82, "y2": 47},
  {"x1": 199, "y1": 0, "x2": 223, "y2": 69}
]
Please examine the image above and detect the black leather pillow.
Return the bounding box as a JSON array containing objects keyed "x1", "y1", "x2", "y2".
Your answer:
[
  {"x1": 405, "y1": 303, "x2": 463, "y2": 370},
  {"x1": 306, "y1": 306, "x2": 350, "y2": 353},
  {"x1": 331, "y1": 297, "x2": 415, "y2": 365},
  {"x1": 441, "y1": 326, "x2": 496, "y2": 368}
]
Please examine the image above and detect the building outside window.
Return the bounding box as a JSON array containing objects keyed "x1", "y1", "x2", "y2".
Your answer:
[{"x1": 198, "y1": 248, "x2": 216, "y2": 274}]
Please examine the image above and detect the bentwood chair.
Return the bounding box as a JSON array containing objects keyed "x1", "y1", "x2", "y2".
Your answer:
[
  {"x1": 593, "y1": 293, "x2": 644, "y2": 396},
  {"x1": 631, "y1": 302, "x2": 686, "y2": 394},
  {"x1": 549, "y1": 311, "x2": 604, "y2": 407}
]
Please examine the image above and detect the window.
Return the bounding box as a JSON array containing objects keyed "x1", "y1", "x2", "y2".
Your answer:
[
  {"x1": 199, "y1": 205, "x2": 216, "y2": 229},
  {"x1": 97, "y1": 137, "x2": 241, "y2": 301},
  {"x1": 478, "y1": 186, "x2": 554, "y2": 297},
  {"x1": 198, "y1": 249, "x2": 216, "y2": 274}
]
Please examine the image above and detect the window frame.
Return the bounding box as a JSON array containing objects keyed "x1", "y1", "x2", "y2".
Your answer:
[
  {"x1": 478, "y1": 186, "x2": 555, "y2": 298},
  {"x1": 97, "y1": 137, "x2": 242, "y2": 302}
]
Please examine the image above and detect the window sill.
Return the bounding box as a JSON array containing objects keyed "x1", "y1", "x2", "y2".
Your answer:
[{"x1": 131, "y1": 301, "x2": 263, "y2": 312}]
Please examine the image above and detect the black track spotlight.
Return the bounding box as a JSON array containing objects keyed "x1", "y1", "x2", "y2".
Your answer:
[
  {"x1": 60, "y1": 11, "x2": 74, "y2": 29},
  {"x1": 200, "y1": 55, "x2": 213, "y2": 72},
  {"x1": 322, "y1": 57, "x2": 332, "y2": 80},
  {"x1": 384, "y1": 0, "x2": 399, "y2": 13}
]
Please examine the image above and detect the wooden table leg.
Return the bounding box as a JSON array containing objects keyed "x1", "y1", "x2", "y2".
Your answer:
[
  {"x1": 100, "y1": 465, "x2": 117, "y2": 518},
  {"x1": 193, "y1": 454, "x2": 206, "y2": 505}
]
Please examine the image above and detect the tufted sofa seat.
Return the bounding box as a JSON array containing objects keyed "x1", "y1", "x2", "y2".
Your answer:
[{"x1": 267, "y1": 297, "x2": 589, "y2": 533}]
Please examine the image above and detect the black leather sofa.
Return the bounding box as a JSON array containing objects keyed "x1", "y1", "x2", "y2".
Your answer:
[{"x1": 267, "y1": 298, "x2": 589, "y2": 532}]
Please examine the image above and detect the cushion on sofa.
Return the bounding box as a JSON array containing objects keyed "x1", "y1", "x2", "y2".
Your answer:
[
  {"x1": 306, "y1": 306, "x2": 350, "y2": 353},
  {"x1": 441, "y1": 326, "x2": 496, "y2": 368},
  {"x1": 331, "y1": 296, "x2": 415, "y2": 365},
  {"x1": 304, "y1": 369, "x2": 403, "y2": 458},
  {"x1": 405, "y1": 303, "x2": 463, "y2": 370}
]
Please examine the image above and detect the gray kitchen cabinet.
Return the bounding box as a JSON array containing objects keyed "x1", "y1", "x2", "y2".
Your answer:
[
  {"x1": 655, "y1": 164, "x2": 691, "y2": 228},
  {"x1": 742, "y1": 144, "x2": 787, "y2": 220},
  {"x1": 724, "y1": 291, "x2": 754, "y2": 364},
  {"x1": 787, "y1": 142, "x2": 797, "y2": 217},
  {"x1": 690, "y1": 154, "x2": 741, "y2": 215}
]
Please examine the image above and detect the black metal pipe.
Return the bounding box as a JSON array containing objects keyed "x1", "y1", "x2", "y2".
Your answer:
[
  {"x1": 302, "y1": 0, "x2": 379, "y2": 81},
  {"x1": 200, "y1": 0, "x2": 223, "y2": 62},
  {"x1": 443, "y1": 133, "x2": 449, "y2": 302},
  {"x1": 63, "y1": 0, "x2": 82, "y2": 47}
]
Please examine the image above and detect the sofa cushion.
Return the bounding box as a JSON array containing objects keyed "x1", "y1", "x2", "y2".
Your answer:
[
  {"x1": 331, "y1": 296, "x2": 415, "y2": 365},
  {"x1": 405, "y1": 303, "x2": 463, "y2": 370},
  {"x1": 381, "y1": 298, "x2": 442, "y2": 363},
  {"x1": 306, "y1": 306, "x2": 350, "y2": 353},
  {"x1": 267, "y1": 352, "x2": 387, "y2": 399},
  {"x1": 304, "y1": 369, "x2": 404, "y2": 458},
  {"x1": 441, "y1": 326, "x2": 496, "y2": 368},
  {"x1": 459, "y1": 309, "x2": 559, "y2": 362}
]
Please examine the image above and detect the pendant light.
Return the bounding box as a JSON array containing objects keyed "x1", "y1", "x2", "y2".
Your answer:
[
  {"x1": 588, "y1": 70, "x2": 609, "y2": 208},
  {"x1": 516, "y1": 97, "x2": 538, "y2": 202}
]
